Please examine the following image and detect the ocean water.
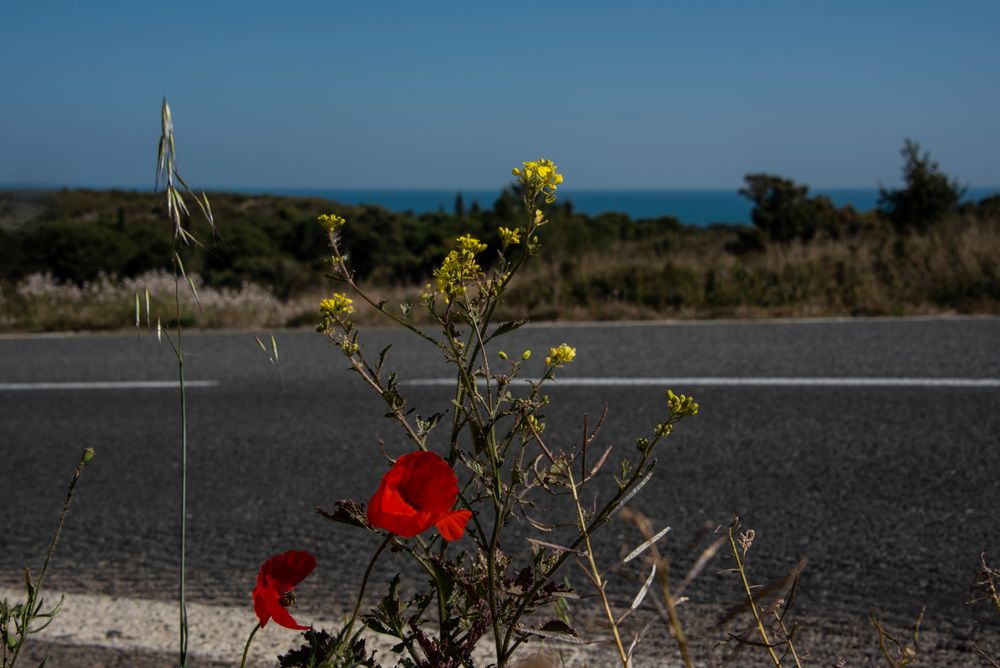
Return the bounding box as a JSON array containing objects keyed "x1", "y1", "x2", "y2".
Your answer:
[
  {"x1": 267, "y1": 186, "x2": 1000, "y2": 227},
  {"x1": 5, "y1": 184, "x2": 998, "y2": 227}
]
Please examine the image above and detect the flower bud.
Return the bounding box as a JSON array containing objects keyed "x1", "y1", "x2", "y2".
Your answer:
[
  {"x1": 82, "y1": 448, "x2": 95, "y2": 464},
  {"x1": 522, "y1": 350, "x2": 531, "y2": 360},
  {"x1": 498, "y1": 351, "x2": 508, "y2": 361}
]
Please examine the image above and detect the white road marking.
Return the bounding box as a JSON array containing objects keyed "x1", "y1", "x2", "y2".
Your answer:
[
  {"x1": 0, "y1": 380, "x2": 219, "y2": 391},
  {"x1": 403, "y1": 377, "x2": 1000, "y2": 388}
]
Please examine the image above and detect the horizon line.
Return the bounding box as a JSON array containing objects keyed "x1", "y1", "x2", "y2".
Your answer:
[{"x1": 4, "y1": 182, "x2": 1000, "y2": 194}]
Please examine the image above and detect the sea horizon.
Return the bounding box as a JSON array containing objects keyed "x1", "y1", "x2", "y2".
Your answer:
[{"x1": 4, "y1": 184, "x2": 999, "y2": 227}]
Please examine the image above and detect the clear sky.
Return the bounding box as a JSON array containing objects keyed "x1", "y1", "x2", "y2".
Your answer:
[{"x1": 2, "y1": 1, "x2": 998, "y2": 190}]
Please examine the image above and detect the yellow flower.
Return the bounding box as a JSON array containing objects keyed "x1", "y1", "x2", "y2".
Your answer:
[
  {"x1": 433, "y1": 235, "x2": 487, "y2": 302},
  {"x1": 456, "y1": 234, "x2": 487, "y2": 254},
  {"x1": 498, "y1": 226, "x2": 521, "y2": 248},
  {"x1": 318, "y1": 213, "x2": 346, "y2": 233},
  {"x1": 545, "y1": 343, "x2": 576, "y2": 367},
  {"x1": 514, "y1": 158, "x2": 564, "y2": 204},
  {"x1": 666, "y1": 389, "x2": 699, "y2": 417},
  {"x1": 320, "y1": 293, "x2": 354, "y2": 319}
]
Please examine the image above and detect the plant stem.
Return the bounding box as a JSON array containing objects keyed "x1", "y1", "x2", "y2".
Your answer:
[
  {"x1": 568, "y1": 468, "x2": 629, "y2": 667},
  {"x1": 728, "y1": 527, "x2": 781, "y2": 667},
  {"x1": 239, "y1": 623, "x2": 260, "y2": 668},
  {"x1": 174, "y1": 266, "x2": 189, "y2": 668},
  {"x1": 773, "y1": 611, "x2": 803, "y2": 668},
  {"x1": 9, "y1": 449, "x2": 93, "y2": 668},
  {"x1": 342, "y1": 536, "x2": 391, "y2": 643}
]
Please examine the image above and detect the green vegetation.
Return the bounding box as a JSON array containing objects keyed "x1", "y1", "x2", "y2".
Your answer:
[{"x1": 1, "y1": 140, "x2": 998, "y2": 331}]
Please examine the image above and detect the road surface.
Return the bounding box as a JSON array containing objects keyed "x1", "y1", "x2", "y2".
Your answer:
[{"x1": 2, "y1": 317, "x2": 998, "y2": 665}]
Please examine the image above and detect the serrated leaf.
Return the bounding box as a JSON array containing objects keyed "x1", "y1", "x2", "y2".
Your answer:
[{"x1": 316, "y1": 500, "x2": 371, "y2": 529}]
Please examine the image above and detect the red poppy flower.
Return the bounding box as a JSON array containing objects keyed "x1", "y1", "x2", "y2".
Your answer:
[
  {"x1": 367, "y1": 450, "x2": 472, "y2": 541},
  {"x1": 252, "y1": 549, "x2": 316, "y2": 630}
]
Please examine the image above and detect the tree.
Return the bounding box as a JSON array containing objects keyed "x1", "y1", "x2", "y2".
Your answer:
[
  {"x1": 739, "y1": 174, "x2": 841, "y2": 242},
  {"x1": 879, "y1": 139, "x2": 965, "y2": 231},
  {"x1": 454, "y1": 192, "x2": 465, "y2": 219}
]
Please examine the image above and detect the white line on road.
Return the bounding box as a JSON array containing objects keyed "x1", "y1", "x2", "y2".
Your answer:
[
  {"x1": 403, "y1": 377, "x2": 1000, "y2": 388},
  {"x1": 0, "y1": 380, "x2": 219, "y2": 391}
]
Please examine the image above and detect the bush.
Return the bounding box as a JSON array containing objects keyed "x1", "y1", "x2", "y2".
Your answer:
[{"x1": 878, "y1": 138, "x2": 965, "y2": 232}]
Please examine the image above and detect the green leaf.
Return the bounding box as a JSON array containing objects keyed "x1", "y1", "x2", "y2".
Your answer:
[{"x1": 488, "y1": 319, "x2": 527, "y2": 341}]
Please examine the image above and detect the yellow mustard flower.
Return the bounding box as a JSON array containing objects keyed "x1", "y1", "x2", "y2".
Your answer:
[
  {"x1": 433, "y1": 235, "x2": 486, "y2": 303},
  {"x1": 456, "y1": 234, "x2": 487, "y2": 254},
  {"x1": 318, "y1": 213, "x2": 347, "y2": 233},
  {"x1": 513, "y1": 158, "x2": 564, "y2": 204},
  {"x1": 320, "y1": 293, "x2": 354, "y2": 318},
  {"x1": 667, "y1": 389, "x2": 699, "y2": 417},
  {"x1": 498, "y1": 226, "x2": 521, "y2": 248},
  {"x1": 545, "y1": 343, "x2": 576, "y2": 367}
]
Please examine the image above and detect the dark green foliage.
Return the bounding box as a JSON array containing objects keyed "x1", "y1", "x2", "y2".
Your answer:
[
  {"x1": 0, "y1": 228, "x2": 22, "y2": 279},
  {"x1": 739, "y1": 174, "x2": 850, "y2": 242},
  {"x1": 21, "y1": 221, "x2": 139, "y2": 284},
  {"x1": 277, "y1": 629, "x2": 379, "y2": 668},
  {"x1": 879, "y1": 139, "x2": 965, "y2": 231},
  {"x1": 974, "y1": 194, "x2": 1000, "y2": 220}
]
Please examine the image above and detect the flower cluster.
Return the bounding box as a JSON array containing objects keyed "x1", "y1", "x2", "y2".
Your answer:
[
  {"x1": 498, "y1": 226, "x2": 521, "y2": 248},
  {"x1": 545, "y1": 343, "x2": 576, "y2": 367},
  {"x1": 667, "y1": 389, "x2": 699, "y2": 417},
  {"x1": 433, "y1": 235, "x2": 486, "y2": 303},
  {"x1": 317, "y1": 213, "x2": 347, "y2": 234},
  {"x1": 513, "y1": 158, "x2": 564, "y2": 204},
  {"x1": 655, "y1": 390, "x2": 700, "y2": 436},
  {"x1": 320, "y1": 292, "x2": 354, "y2": 320}
]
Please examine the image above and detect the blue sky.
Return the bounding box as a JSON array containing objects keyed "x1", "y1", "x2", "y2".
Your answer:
[{"x1": 2, "y1": 1, "x2": 998, "y2": 190}]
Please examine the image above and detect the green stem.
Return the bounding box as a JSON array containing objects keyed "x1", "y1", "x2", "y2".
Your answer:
[
  {"x1": 728, "y1": 528, "x2": 781, "y2": 668},
  {"x1": 342, "y1": 536, "x2": 391, "y2": 644},
  {"x1": 9, "y1": 450, "x2": 93, "y2": 668},
  {"x1": 239, "y1": 623, "x2": 260, "y2": 668},
  {"x1": 568, "y1": 469, "x2": 628, "y2": 667},
  {"x1": 174, "y1": 264, "x2": 189, "y2": 668},
  {"x1": 498, "y1": 447, "x2": 660, "y2": 663}
]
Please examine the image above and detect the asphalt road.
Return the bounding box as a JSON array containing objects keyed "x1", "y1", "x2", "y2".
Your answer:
[{"x1": 2, "y1": 317, "x2": 999, "y2": 663}]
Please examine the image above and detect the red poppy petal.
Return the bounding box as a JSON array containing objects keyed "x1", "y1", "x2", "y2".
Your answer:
[
  {"x1": 371, "y1": 487, "x2": 435, "y2": 536},
  {"x1": 252, "y1": 585, "x2": 271, "y2": 627},
  {"x1": 435, "y1": 509, "x2": 472, "y2": 541},
  {"x1": 400, "y1": 452, "x2": 458, "y2": 514},
  {"x1": 263, "y1": 592, "x2": 310, "y2": 631},
  {"x1": 260, "y1": 550, "x2": 316, "y2": 590}
]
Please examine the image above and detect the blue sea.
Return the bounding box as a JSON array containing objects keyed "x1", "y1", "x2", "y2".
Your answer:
[
  {"x1": 265, "y1": 186, "x2": 1000, "y2": 227},
  {"x1": 6, "y1": 184, "x2": 999, "y2": 227}
]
